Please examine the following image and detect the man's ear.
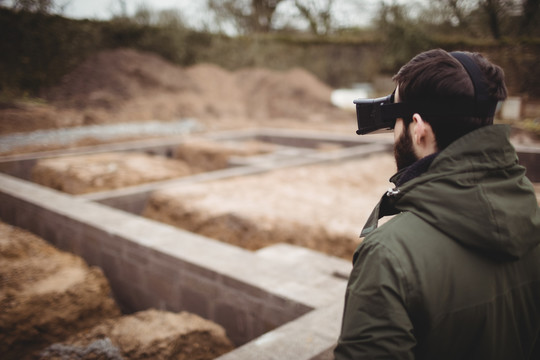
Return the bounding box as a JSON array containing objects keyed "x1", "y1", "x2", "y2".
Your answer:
[{"x1": 411, "y1": 114, "x2": 438, "y2": 155}]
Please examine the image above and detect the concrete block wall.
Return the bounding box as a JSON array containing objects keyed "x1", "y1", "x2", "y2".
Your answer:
[
  {"x1": 0, "y1": 172, "x2": 349, "y2": 357},
  {"x1": 1, "y1": 127, "x2": 538, "y2": 359}
]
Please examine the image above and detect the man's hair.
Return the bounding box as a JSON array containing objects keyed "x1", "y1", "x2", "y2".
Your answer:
[{"x1": 393, "y1": 49, "x2": 508, "y2": 150}]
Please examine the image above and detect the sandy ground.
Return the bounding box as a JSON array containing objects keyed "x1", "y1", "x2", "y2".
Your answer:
[
  {"x1": 144, "y1": 154, "x2": 396, "y2": 259},
  {"x1": 39, "y1": 309, "x2": 233, "y2": 360},
  {"x1": 0, "y1": 221, "x2": 233, "y2": 360},
  {"x1": 32, "y1": 152, "x2": 193, "y2": 194},
  {"x1": 0, "y1": 220, "x2": 121, "y2": 359}
]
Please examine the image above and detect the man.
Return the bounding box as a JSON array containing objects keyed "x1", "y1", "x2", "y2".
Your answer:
[{"x1": 334, "y1": 49, "x2": 540, "y2": 359}]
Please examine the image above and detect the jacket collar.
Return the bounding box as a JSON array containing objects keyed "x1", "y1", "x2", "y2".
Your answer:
[
  {"x1": 360, "y1": 153, "x2": 438, "y2": 237},
  {"x1": 359, "y1": 125, "x2": 540, "y2": 262}
]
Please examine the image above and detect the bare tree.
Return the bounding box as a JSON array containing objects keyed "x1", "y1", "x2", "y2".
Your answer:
[
  {"x1": 208, "y1": 0, "x2": 284, "y2": 33},
  {"x1": 428, "y1": 0, "x2": 529, "y2": 39},
  {"x1": 10, "y1": 0, "x2": 71, "y2": 14},
  {"x1": 12, "y1": 0, "x2": 54, "y2": 13},
  {"x1": 253, "y1": 0, "x2": 282, "y2": 31},
  {"x1": 293, "y1": 0, "x2": 334, "y2": 35},
  {"x1": 480, "y1": 0, "x2": 503, "y2": 39},
  {"x1": 443, "y1": 0, "x2": 475, "y2": 28},
  {"x1": 520, "y1": 0, "x2": 539, "y2": 35}
]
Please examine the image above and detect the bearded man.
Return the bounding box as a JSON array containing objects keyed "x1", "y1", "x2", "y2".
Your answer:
[{"x1": 334, "y1": 49, "x2": 540, "y2": 359}]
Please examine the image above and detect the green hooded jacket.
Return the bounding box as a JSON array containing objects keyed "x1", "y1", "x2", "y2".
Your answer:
[{"x1": 334, "y1": 125, "x2": 540, "y2": 359}]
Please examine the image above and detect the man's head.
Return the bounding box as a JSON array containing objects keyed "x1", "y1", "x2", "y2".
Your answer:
[{"x1": 392, "y1": 49, "x2": 508, "y2": 169}]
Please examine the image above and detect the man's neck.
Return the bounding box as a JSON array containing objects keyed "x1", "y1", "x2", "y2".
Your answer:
[{"x1": 392, "y1": 153, "x2": 439, "y2": 187}]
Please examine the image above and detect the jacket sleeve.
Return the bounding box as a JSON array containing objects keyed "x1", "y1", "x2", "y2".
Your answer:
[{"x1": 334, "y1": 239, "x2": 416, "y2": 360}]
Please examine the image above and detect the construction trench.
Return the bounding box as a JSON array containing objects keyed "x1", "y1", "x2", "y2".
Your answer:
[{"x1": 1, "y1": 127, "x2": 539, "y2": 359}]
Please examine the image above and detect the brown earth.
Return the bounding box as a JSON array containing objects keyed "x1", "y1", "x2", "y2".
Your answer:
[
  {"x1": 0, "y1": 48, "x2": 351, "y2": 137},
  {"x1": 0, "y1": 221, "x2": 233, "y2": 360},
  {"x1": 174, "y1": 138, "x2": 278, "y2": 173},
  {"x1": 30, "y1": 138, "x2": 279, "y2": 194},
  {"x1": 143, "y1": 154, "x2": 396, "y2": 260},
  {"x1": 0, "y1": 221, "x2": 121, "y2": 359},
  {"x1": 32, "y1": 152, "x2": 193, "y2": 194},
  {"x1": 39, "y1": 309, "x2": 233, "y2": 360}
]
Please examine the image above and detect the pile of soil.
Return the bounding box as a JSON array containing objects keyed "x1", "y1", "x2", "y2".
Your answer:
[
  {"x1": 0, "y1": 48, "x2": 351, "y2": 136},
  {"x1": 174, "y1": 138, "x2": 278, "y2": 172},
  {"x1": 143, "y1": 154, "x2": 396, "y2": 259},
  {"x1": 0, "y1": 221, "x2": 233, "y2": 360},
  {"x1": 32, "y1": 152, "x2": 193, "y2": 195},
  {"x1": 39, "y1": 309, "x2": 233, "y2": 360},
  {"x1": 0, "y1": 221, "x2": 121, "y2": 358}
]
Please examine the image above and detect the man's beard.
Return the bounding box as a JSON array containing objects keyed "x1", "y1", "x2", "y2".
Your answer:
[{"x1": 394, "y1": 125, "x2": 419, "y2": 171}]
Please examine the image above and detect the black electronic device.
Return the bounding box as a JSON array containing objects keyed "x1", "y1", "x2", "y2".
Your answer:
[{"x1": 353, "y1": 52, "x2": 498, "y2": 135}]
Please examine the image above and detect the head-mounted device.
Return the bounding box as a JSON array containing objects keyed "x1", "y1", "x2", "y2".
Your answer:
[{"x1": 353, "y1": 51, "x2": 499, "y2": 135}]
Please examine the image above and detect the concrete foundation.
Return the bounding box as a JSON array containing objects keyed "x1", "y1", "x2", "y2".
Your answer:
[{"x1": 1, "y1": 127, "x2": 538, "y2": 359}]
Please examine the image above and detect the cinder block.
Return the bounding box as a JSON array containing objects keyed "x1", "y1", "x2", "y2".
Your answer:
[
  {"x1": 80, "y1": 236, "x2": 103, "y2": 267},
  {"x1": 180, "y1": 287, "x2": 210, "y2": 318},
  {"x1": 147, "y1": 249, "x2": 187, "y2": 277},
  {"x1": 221, "y1": 275, "x2": 273, "y2": 304},
  {"x1": 128, "y1": 286, "x2": 158, "y2": 312},
  {"x1": 118, "y1": 255, "x2": 146, "y2": 285},
  {"x1": 146, "y1": 268, "x2": 180, "y2": 306},
  {"x1": 101, "y1": 251, "x2": 121, "y2": 280},
  {"x1": 215, "y1": 302, "x2": 250, "y2": 346},
  {"x1": 177, "y1": 256, "x2": 222, "y2": 281},
  {"x1": 216, "y1": 302, "x2": 343, "y2": 360},
  {"x1": 178, "y1": 272, "x2": 219, "y2": 298},
  {"x1": 255, "y1": 243, "x2": 352, "y2": 278},
  {"x1": 54, "y1": 221, "x2": 84, "y2": 254},
  {"x1": 100, "y1": 234, "x2": 126, "y2": 257},
  {"x1": 0, "y1": 194, "x2": 15, "y2": 222},
  {"x1": 217, "y1": 285, "x2": 265, "y2": 317},
  {"x1": 123, "y1": 241, "x2": 151, "y2": 266}
]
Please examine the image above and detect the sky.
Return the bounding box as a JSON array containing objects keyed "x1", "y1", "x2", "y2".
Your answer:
[
  {"x1": 57, "y1": 0, "x2": 395, "y2": 31},
  {"x1": 1, "y1": 0, "x2": 425, "y2": 34},
  {"x1": 62, "y1": 0, "x2": 203, "y2": 21}
]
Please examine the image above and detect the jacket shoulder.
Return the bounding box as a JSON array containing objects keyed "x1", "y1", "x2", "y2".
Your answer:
[{"x1": 361, "y1": 211, "x2": 442, "y2": 253}]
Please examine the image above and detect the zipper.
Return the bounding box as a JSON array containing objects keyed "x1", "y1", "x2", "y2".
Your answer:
[{"x1": 386, "y1": 187, "x2": 400, "y2": 196}]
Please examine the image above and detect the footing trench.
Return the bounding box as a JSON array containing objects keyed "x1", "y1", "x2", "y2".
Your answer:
[{"x1": 1, "y1": 127, "x2": 537, "y2": 359}]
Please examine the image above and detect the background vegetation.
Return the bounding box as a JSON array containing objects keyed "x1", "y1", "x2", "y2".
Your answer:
[{"x1": 0, "y1": 0, "x2": 539, "y2": 100}]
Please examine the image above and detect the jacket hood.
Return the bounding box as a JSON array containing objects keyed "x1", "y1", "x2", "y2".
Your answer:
[{"x1": 388, "y1": 125, "x2": 540, "y2": 260}]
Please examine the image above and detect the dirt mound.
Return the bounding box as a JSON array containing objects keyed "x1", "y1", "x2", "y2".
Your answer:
[
  {"x1": 39, "y1": 309, "x2": 234, "y2": 360},
  {"x1": 237, "y1": 67, "x2": 336, "y2": 122},
  {"x1": 0, "y1": 221, "x2": 121, "y2": 359},
  {"x1": 0, "y1": 221, "x2": 234, "y2": 360},
  {"x1": 32, "y1": 152, "x2": 193, "y2": 194},
  {"x1": 0, "y1": 104, "x2": 77, "y2": 135},
  {"x1": 144, "y1": 154, "x2": 396, "y2": 259},
  {"x1": 45, "y1": 48, "x2": 195, "y2": 110},
  {"x1": 28, "y1": 48, "x2": 349, "y2": 129},
  {"x1": 185, "y1": 63, "x2": 246, "y2": 119},
  {"x1": 174, "y1": 138, "x2": 277, "y2": 172}
]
